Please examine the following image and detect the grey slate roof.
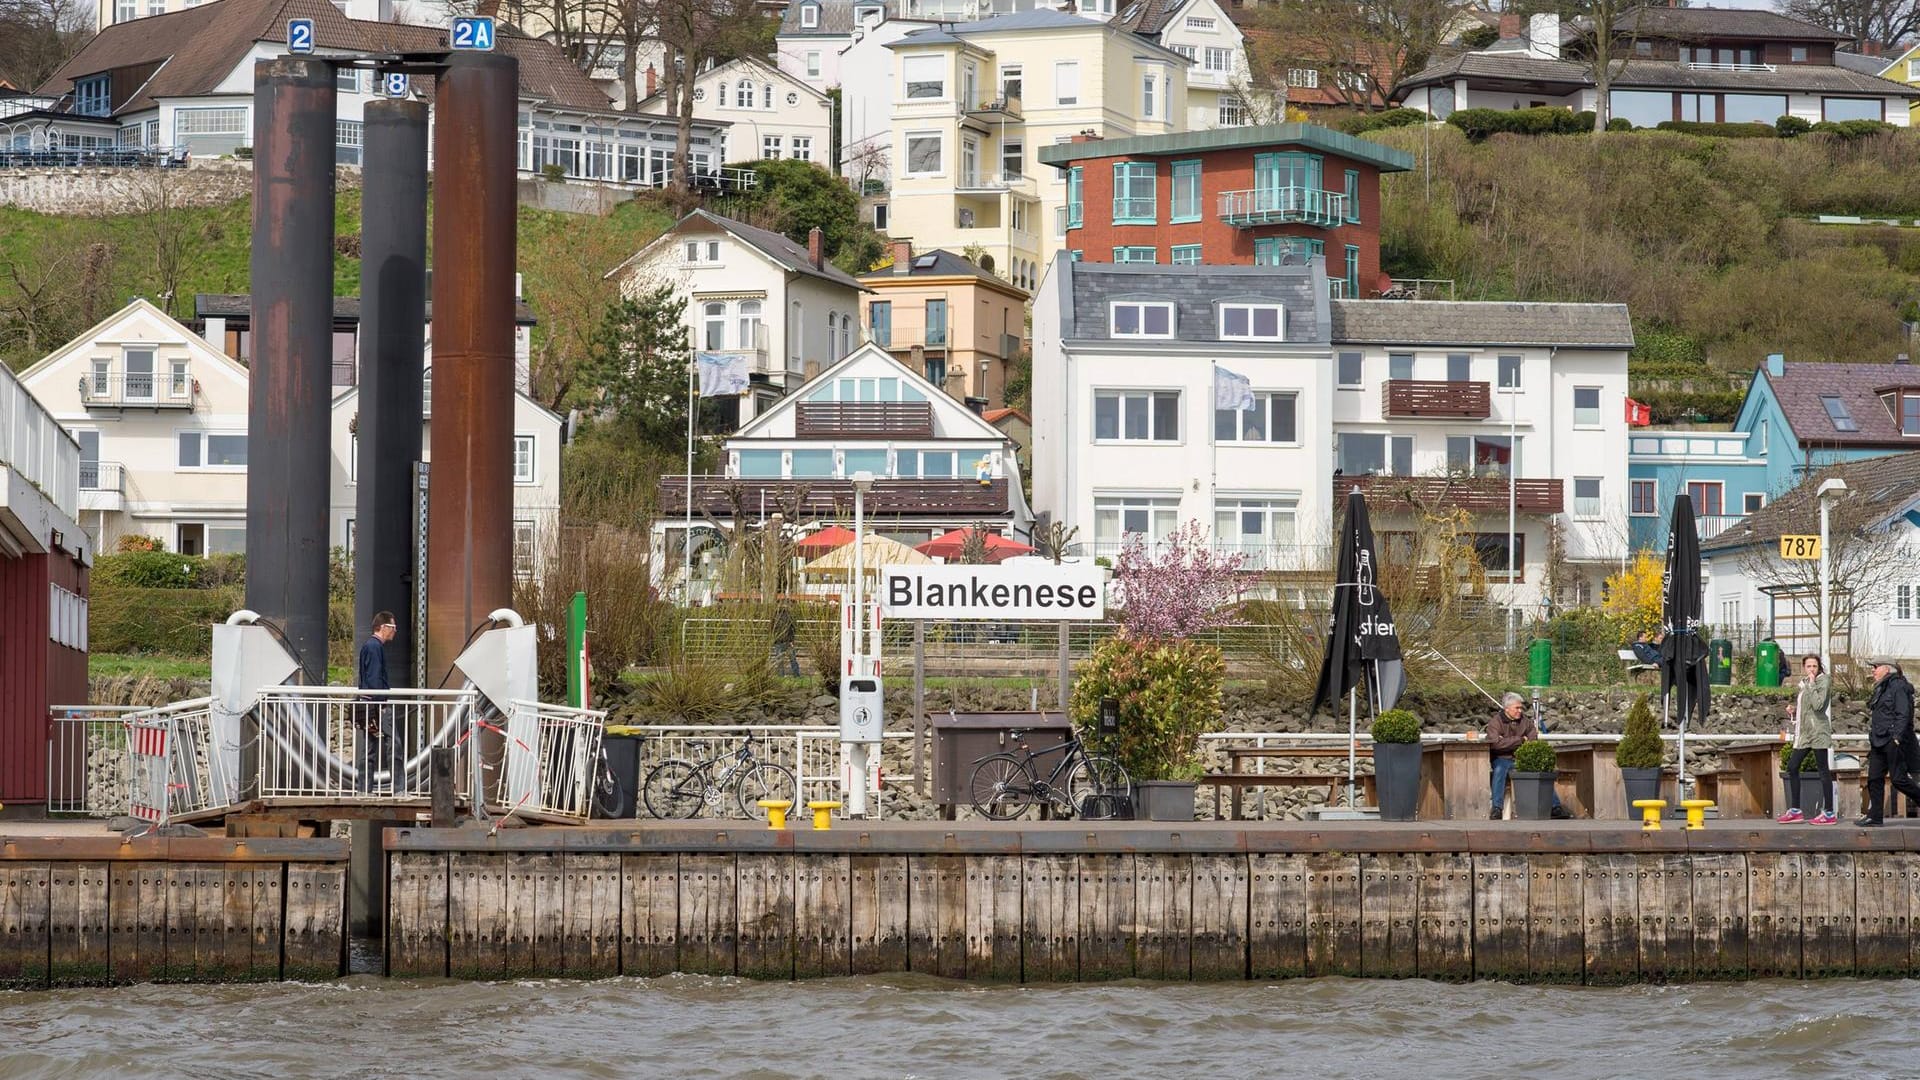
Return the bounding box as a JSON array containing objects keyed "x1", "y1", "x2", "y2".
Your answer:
[
  {"x1": 1396, "y1": 52, "x2": 1920, "y2": 96},
  {"x1": 195, "y1": 293, "x2": 540, "y2": 325},
  {"x1": 1834, "y1": 50, "x2": 1893, "y2": 75},
  {"x1": 778, "y1": 0, "x2": 899, "y2": 38},
  {"x1": 1330, "y1": 300, "x2": 1634, "y2": 349},
  {"x1": 1761, "y1": 358, "x2": 1920, "y2": 450},
  {"x1": 1620, "y1": 7, "x2": 1850, "y2": 43},
  {"x1": 859, "y1": 248, "x2": 1023, "y2": 290},
  {"x1": 1701, "y1": 451, "x2": 1920, "y2": 553},
  {"x1": 684, "y1": 209, "x2": 870, "y2": 292},
  {"x1": 1037, "y1": 122, "x2": 1415, "y2": 173},
  {"x1": 1109, "y1": 0, "x2": 1180, "y2": 37},
  {"x1": 1061, "y1": 261, "x2": 1329, "y2": 344}
]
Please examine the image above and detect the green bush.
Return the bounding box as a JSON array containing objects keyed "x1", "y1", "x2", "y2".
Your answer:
[
  {"x1": 1573, "y1": 111, "x2": 1597, "y2": 131},
  {"x1": 1616, "y1": 693, "x2": 1664, "y2": 768},
  {"x1": 1779, "y1": 745, "x2": 1822, "y2": 771},
  {"x1": 1655, "y1": 120, "x2": 1777, "y2": 139},
  {"x1": 92, "y1": 552, "x2": 204, "y2": 589},
  {"x1": 1370, "y1": 708, "x2": 1422, "y2": 744},
  {"x1": 1607, "y1": 117, "x2": 1633, "y2": 132},
  {"x1": 1070, "y1": 635, "x2": 1226, "y2": 781},
  {"x1": 1811, "y1": 119, "x2": 1896, "y2": 140},
  {"x1": 1776, "y1": 115, "x2": 1812, "y2": 138},
  {"x1": 90, "y1": 585, "x2": 242, "y2": 654},
  {"x1": 1446, "y1": 106, "x2": 1590, "y2": 143},
  {"x1": 1514, "y1": 738, "x2": 1557, "y2": 773},
  {"x1": 1337, "y1": 107, "x2": 1430, "y2": 136}
]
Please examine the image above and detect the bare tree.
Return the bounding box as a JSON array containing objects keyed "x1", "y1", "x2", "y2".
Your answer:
[
  {"x1": 842, "y1": 138, "x2": 889, "y2": 194},
  {"x1": 0, "y1": 0, "x2": 92, "y2": 90},
  {"x1": 656, "y1": 0, "x2": 768, "y2": 189},
  {"x1": 1248, "y1": 0, "x2": 1461, "y2": 112},
  {"x1": 1780, "y1": 0, "x2": 1920, "y2": 52},
  {"x1": 1515, "y1": 0, "x2": 1651, "y2": 131},
  {"x1": 1735, "y1": 474, "x2": 1919, "y2": 657},
  {"x1": 117, "y1": 169, "x2": 201, "y2": 319},
  {"x1": 0, "y1": 247, "x2": 79, "y2": 365}
]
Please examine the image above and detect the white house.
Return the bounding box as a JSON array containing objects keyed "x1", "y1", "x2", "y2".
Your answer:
[
  {"x1": 1108, "y1": 0, "x2": 1265, "y2": 131},
  {"x1": 1701, "y1": 454, "x2": 1920, "y2": 664},
  {"x1": 776, "y1": 0, "x2": 898, "y2": 92},
  {"x1": 632, "y1": 58, "x2": 834, "y2": 168},
  {"x1": 836, "y1": 16, "x2": 934, "y2": 194},
  {"x1": 607, "y1": 209, "x2": 872, "y2": 428},
  {"x1": 1031, "y1": 256, "x2": 1635, "y2": 610}
]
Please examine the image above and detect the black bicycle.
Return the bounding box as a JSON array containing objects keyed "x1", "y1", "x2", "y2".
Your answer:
[
  {"x1": 642, "y1": 732, "x2": 799, "y2": 819},
  {"x1": 967, "y1": 728, "x2": 1130, "y2": 820}
]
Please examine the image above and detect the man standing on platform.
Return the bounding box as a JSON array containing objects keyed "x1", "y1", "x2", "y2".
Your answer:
[
  {"x1": 1859, "y1": 660, "x2": 1920, "y2": 826},
  {"x1": 356, "y1": 611, "x2": 397, "y2": 793}
]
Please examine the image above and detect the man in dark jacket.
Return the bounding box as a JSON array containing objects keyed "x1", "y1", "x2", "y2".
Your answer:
[
  {"x1": 1487, "y1": 693, "x2": 1571, "y2": 820},
  {"x1": 356, "y1": 611, "x2": 397, "y2": 793},
  {"x1": 1859, "y1": 660, "x2": 1920, "y2": 826}
]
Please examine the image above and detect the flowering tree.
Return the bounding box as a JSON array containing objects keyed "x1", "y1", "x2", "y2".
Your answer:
[{"x1": 1113, "y1": 521, "x2": 1246, "y2": 640}]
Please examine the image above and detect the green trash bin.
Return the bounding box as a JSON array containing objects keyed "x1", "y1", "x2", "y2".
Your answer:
[
  {"x1": 1527, "y1": 638, "x2": 1551, "y2": 687},
  {"x1": 1755, "y1": 640, "x2": 1782, "y2": 687},
  {"x1": 1709, "y1": 638, "x2": 1733, "y2": 685}
]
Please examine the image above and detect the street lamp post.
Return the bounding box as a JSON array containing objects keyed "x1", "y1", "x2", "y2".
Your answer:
[
  {"x1": 1817, "y1": 478, "x2": 1848, "y2": 671},
  {"x1": 847, "y1": 470, "x2": 876, "y2": 818}
]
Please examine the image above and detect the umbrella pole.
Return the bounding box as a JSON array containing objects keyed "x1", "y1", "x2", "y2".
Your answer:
[{"x1": 1348, "y1": 687, "x2": 1357, "y2": 809}]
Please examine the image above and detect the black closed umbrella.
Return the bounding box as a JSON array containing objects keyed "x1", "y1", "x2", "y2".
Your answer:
[
  {"x1": 1661, "y1": 492, "x2": 1711, "y2": 793},
  {"x1": 1312, "y1": 491, "x2": 1406, "y2": 805}
]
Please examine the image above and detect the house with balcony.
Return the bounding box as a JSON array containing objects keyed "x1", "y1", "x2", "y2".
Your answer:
[
  {"x1": 1394, "y1": 9, "x2": 1918, "y2": 126},
  {"x1": 607, "y1": 209, "x2": 872, "y2": 431},
  {"x1": 1035, "y1": 123, "x2": 1413, "y2": 297},
  {"x1": 776, "y1": 0, "x2": 905, "y2": 93},
  {"x1": 1327, "y1": 299, "x2": 1634, "y2": 610},
  {"x1": 631, "y1": 58, "x2": 833, "y2": 168},
  {"x1": 858, "y1": 239, "x2": 1028, "y2": 410},
  {"x1": 1626, "y1": 427, "x2": 1771, "y2": 552},
  {"x1": 656, "y1": 341, "x2": 1033, "y2": 594},
  {"x1": 880, "y1": 9, "x2": 1192, "y2": 293},
  {"x1": 0, "y1": 345, "x2": 92, "y2": 809},
  {"x1": 1107, "y1": 0, "x2": 1264, "y2": 131}
]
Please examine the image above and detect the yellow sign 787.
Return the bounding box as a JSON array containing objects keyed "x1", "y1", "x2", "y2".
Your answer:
[{"x1": 1779, "y1": 535, "x2": 1821, "y2": 560}]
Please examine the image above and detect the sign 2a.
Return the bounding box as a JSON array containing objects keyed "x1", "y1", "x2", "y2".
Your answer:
[{"x1": 451, "y1": 16, "x2": 496, "y2": 50}]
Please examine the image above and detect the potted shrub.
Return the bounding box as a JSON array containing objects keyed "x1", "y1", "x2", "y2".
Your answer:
[
  {"x1": 1369, "y1": 709, "x2": 1423, "y2": 821},
  {"x1": 1779, "y1": 744, "x2": 1823, "y2": 817},
  {"x1": 1510, "y1": 739, "x2": 1559, "y2": 820},
  {"x1": 1616, "y1": 693, "x2": 1664, "y2": 805}
]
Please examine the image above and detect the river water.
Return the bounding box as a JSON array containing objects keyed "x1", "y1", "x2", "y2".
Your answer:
[{"x1": 6, "y1": 975, "x2": 1918, "y2": 1079}]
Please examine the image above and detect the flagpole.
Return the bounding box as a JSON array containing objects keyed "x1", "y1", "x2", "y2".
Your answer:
[
  {"x1": 685, "y1": 362, "x2": 695, "y2": 602},
  {"x1": 1348, "y1": 687, "x2": 1357, "y2": 808}
]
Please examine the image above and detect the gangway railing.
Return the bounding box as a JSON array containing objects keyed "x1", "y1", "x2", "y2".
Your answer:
[
  {"x1": 47, "y1": 706, "x2": 142, "y2": 816},
  {"x1": 493, "y1": 700, "x2": 606, "y2": 823},
  {"x1": 126, "y1": 697, "x2": 218, "y2": 825},
  {"x1": 252, "y1": 686, "x2": 479, "y2": 801}
]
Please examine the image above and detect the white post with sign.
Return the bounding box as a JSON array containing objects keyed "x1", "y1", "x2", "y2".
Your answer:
[{"x1": 842, "y1": 473, "x2": 880, "y2": 817}]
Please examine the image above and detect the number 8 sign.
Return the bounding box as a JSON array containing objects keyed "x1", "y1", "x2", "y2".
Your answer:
[{"x1": 383, "y1": 72, "x2": 410, "y2": 97}]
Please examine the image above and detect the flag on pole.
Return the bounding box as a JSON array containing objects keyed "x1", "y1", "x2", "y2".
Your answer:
[
  {"x1": 1625, "y1": 399, "x2": 1653, "y2": 427},
  {"x1": 1214, "y1": 366, "x2": 1255, "y2": 411},
  {"x1": 696, "y1": 351, "x2": 750, "y2": 397}
]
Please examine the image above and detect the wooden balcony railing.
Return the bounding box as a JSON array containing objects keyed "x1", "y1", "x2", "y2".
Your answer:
[
  {"x1": 1335, "y1": 474, "x2": 1564, "y2": 514},
  {"x1": 795, "y1": 401, "x2": 935, "y2": 440},
  {"x1": 660, "y1": 476, "x2": 1009, "y2": 517},
  {"x1": 1381, "y1": 380, "x2": 1491, "y2": 419}
]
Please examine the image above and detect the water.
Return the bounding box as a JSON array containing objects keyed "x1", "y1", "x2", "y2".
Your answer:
[{"x1": 6, "y1": 976, "x2": 1918, "y2": 1079}]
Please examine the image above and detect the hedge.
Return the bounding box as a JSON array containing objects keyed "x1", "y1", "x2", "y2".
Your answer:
[
  {"x1": 1336, "y1": 107, "x2": 1430, "y2": 136},
  {"x1": 1655, "y1": 120, "x2": 1778, "y2": 139},
  {"x1": 92, "y1": 583, "x2": 356, "y2": 661},
  {"x1": 1446, "y1": 107, "x2": 1595, "y2": 142},
  {"x1": 92, "y1": 551, "x2": 246, "y2": 590}
]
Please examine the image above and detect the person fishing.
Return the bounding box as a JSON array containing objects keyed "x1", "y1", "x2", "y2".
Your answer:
[
  {"x1": 1487, "y1": 692, "x2": 1572, "y2": 820},
  {"x1": 1777, "y1": 653, "x2": 1835, "y2": 825}
]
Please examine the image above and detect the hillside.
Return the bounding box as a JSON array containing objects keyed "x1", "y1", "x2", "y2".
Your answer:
[
  {"x1": 0, "y1": 189, "x2": 674, "y2": 410},
  {"x1": 1371, "y1": 125, "x2": 1920, "y2": 417}
]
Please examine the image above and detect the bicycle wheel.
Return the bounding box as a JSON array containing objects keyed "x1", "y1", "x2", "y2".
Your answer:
[
  {"x1": 1066, "y1": 754, "x2": 1132, "y2": 819},
  {"x1": 591, "y1": 756, "x2": 625, "y2": 819},
  {"x1": 642, "y1": 759, "x2": 708, "y2": 819},
  {"x1": 968, "y1": 754, "x2": 1038, "y2": 821},
  {"x1": 734, "y1": 762, "x2": 799, "y2": 818}
]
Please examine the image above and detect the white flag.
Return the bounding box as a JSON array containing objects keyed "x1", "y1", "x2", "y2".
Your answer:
[
  {"x1": 1214, "y1": 366, "x2": 1254, "y2": 411},
  {"x1": 696, "y1": 351, "x2": 750, "y2": 397}
]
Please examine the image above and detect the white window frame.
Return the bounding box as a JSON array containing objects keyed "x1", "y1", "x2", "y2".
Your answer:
[
  {"x1": 1186, "y1": 15, "x2": 1215, "y2": 28},
  {"x1": 513, "y1": 435, "x2": 536, "y2": 485},
  {"x1": 806, "y1": 52, "x2": 822, "y2": 78},
  {"x1": 177, "y1": 430, "x2": 248, "y2": 472},
  {"x1": 1093, "y1": 389, "x2": 1183, "y2": 444},
  {"x1": 1336, "y1": 351, "x2": 1363, "y2": 389},
  {"x1": 1093, "y1": 494, "x2": 1182, "y2": 549},
  {"x1": 1215, "y1": 391, "x2": 1300, "y2": 445},
  {"x1": 1742, "y1": 491, "x2": 1766, "y2": 515},
  {"x1": 1629, "y1": 478, "x2": 1657, "y2": 516},
  {"x1": 1204, "y1": 47, "x2": 1232, "y2": 72},
  {"x1": 903, "y1": 54, "x2": 946, "y2": 100},
  {"x1": 1573, "y1": 476, "x2": 1603, "y2": 519},
  {"x1": 1572, "y1": 385, "x2": 1602, "y2": 428},
  {"x1": 1108, "y1": 301, "x2": 1175, "y2": 339},
  {"x1": 903, "y1": 130, "x2": 943, "y2": 177},
  {"x1": 1217, "y1": 303, "x2": 1285, "y2": 341},
  {"x1": 1054, "y1": 60, "x2": 1080, "y2": 106},
  {"x1": 513, "y1": 519, "x2": 537, "y2": 579},
  {"x1": 801, "y1": 3, "x2": 819, "y2": 27},
  {"x1": 1497, "y1": 354, "x2": 1522, "y2": 390},
  {"x1": 1287, "y1": 68, "x2": 1319, "y2": 89}
]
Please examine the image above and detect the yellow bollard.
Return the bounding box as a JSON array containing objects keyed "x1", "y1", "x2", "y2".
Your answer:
[
  {"x1": 757, "y1": 799, "x2": 793, "y2": 831},
  {"x1": 808, "y1": 800, "x2": 841, "y2": 830},
  {"x1": 1633, "y1": 799, "x2": 1667, "y2": 831},
  {"x1": 1681, "y1": 799, "x2": 1715, "y2": 830}
]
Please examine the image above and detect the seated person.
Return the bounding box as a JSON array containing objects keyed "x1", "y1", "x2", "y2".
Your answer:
[
  {"x1": 1629, "y1": 630, "x2": 1664, "y2": 666},
  {"x1": 1488, "y1": 692, "x2": 1573, "y2": 820}
]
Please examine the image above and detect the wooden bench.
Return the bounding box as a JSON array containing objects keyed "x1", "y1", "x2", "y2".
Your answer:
[
  {"x1": 1208, "y1": 746, "x2": 1377, "y2": 819},
  {"x1": 1617, "y1": 648, "x2": 1660, "y2": 684}
]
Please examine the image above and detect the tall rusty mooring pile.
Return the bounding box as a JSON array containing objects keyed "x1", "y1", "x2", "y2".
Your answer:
[{"x1": 248, "y1": 51, "x2": 518, "y2": 686}]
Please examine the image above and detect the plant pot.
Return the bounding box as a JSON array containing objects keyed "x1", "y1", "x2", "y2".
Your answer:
[
  {"x1": 1620, "y1": 766, "x2": 1662, "y2": 807},
  {"x1": 1509, "y1": 771, "x2": 1557, "y2": 821},
  {"x1": 1784, "y1": 770, "x2": 1825, "y2": 815},
  {"x1": 1372, "y1": 742, "x2": 1422, "y2": 821},
  {"x1": 1133, "y1": 780, "x2": 1197, "y2": 822}
]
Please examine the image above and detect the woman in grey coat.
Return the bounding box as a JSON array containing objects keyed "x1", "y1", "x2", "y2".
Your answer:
[{"x1": 1778, "y1": 654, "x2": 1835, "y2": 824}]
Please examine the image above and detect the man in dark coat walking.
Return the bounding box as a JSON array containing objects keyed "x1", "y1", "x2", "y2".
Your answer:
[
  {"x1": 1859, "y1": 660, "x2": 1920, "y2": 826},
  {"x1": 356, "y1": 611, "x2": 397, "y2": 793}
]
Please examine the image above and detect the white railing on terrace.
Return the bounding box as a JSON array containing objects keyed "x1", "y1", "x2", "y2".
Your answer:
[
  {"x1": 1083, "y1": 540, "x2": 1332, "y2": 573},
  {"x1": 1218, "y1": 186, "x2": 1350, "y2": 228},
  {"x1": 1695, "y1": 513, "x2": 1742, "y2": 541},
  {"x1": 253, "y1": 686, "x2": 477, "y2": 801},
  {"x1": 957, "y1": 171, "x2": 1034, "y2": 195},
  {"x1": 1685, "y1": 61, "x2": 1775, "y2": 71},
  {"x1": 81, "y1": 371, "x2": 195, "y2": 409},
  {"x1": 1, "y1": 359, "x2": 80, "y2": 518}
]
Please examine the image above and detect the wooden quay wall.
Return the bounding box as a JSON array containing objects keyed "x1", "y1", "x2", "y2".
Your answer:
[
  {"x1": 383, "y1": 821, "x2": 1920, "y2": 984},
  {"x1": 0, "y1": 835, "x2": 348, "y2": 986}
]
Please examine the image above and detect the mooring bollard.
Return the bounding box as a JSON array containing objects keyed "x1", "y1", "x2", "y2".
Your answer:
[
  {"x1": 808, "y1": 800, "x2": 841, "y2": 830},
  {"x1": 757, "y1": 799, "x2": 793, "y2": 831},
  {"x1": 1633, "y1": 799, "x2": 1667, "y2": 831},
  {"x1": 1681, "y1": 799, "x2": 1715, "y2": 830}
]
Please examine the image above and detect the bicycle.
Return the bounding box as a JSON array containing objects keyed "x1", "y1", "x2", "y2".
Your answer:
[
  {"x1": 967, "y1": 727, "x2": 1130, "y2": 820},
  {"x1": 642, "y1": 732, "x2": 799, "y2": 819}
]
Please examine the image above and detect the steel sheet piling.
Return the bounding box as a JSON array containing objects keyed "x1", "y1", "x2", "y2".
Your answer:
[
  {"x1": 425, "y1": 53, "x2": 519, "y2": 685},
  {"x1": 356, "y1": 98, "x2": 429, "y2": 680},
  {"x1": 248, "y1": 59, "x2": 337, "y2": 685}
]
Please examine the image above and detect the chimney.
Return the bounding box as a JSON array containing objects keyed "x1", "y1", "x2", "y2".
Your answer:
[
  {"x1": 965, "y1": 395, "x2": 989, "y2": 414},
  {"x1": 807, "y1": 226, "x2": 824, "y2": 269},
  {"x1": 645, "y1": 64, "x2": 657, "y2": 97},
  {"x1": 891, "y1": 237, "x2": 913, "y2": 273},
  {"x1": 1498, "y1": 12, "x2": 1520, "y2": 38},
  {"x1": 1070, "y1": 130, "x2": 1104, "y2": 143},
  {"x1": 1766, "y1": 352, "x2": 1786, "y2": 377}
]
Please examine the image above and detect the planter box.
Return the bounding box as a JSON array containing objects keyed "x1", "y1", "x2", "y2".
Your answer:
[
  {"x1": 1783, "y1": 770, "x2": 1828, "y2": 816},
  {"x1": 1134, "y1": 780, "x2": 1197, "y2": 822},
  {"x1": 1372, "y1": 742, "x2": 1422, "y2": 821},
  {"x1": 1510, "y1": 771, "x2": 1557, "y2": 820},
  {"x1": 1620, "y1": 766, "x2": 1662, "y2": 808}
]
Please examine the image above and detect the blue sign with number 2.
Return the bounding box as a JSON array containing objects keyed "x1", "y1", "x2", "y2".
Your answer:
[
  {"x1": 450, "y1": 16, "x2": 495, "y2": 50},
  {"x1": 287, "y1": 18, "x2": 314, "y2": 54}
]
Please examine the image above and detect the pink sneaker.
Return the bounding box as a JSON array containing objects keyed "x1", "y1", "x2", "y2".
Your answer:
[
  {"x1": 1811, "y1": 811, "x2": 1838, "y2": 825},
  {"x1": 1776, "y1": 809, "x2": 1805, "y2": 823}
]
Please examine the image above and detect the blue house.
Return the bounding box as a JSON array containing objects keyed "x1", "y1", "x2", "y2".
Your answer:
[{"x1": 1628, "y1": 353, "x2": 1916, "y2": 551}]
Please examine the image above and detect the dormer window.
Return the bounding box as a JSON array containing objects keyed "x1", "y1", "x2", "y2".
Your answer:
[
  {"x1": 74, "y1": 75, "x2": 110, "y2": 117},
  {"x1": 1883, "y1": 391, "x2": 1920, "y2": 434},
  {"x1": 855, "y1": 4, "x2": 882, "y2": 23},
  {"x1": 1110, "y1": 301, "x2": 1174, "y2": 338},
  {"x1": 801, "y1": 2, "x2": 819, "y2": 27},
  {"x1": 1218, "y1": 303, "x2": 1284, "y2": 341}
]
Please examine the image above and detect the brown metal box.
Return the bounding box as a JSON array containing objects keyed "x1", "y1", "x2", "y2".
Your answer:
[{"x1": 930, "y1": 711, "x2": 1074, "y2": 809}]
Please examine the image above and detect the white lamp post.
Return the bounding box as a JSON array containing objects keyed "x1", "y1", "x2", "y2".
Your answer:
[
  {"x1": 1817, "y1": 477, "x2": 1848, "y2": 671},
  {"x1": 847, "y1": 470, "x2": 876, "y2": 818}
]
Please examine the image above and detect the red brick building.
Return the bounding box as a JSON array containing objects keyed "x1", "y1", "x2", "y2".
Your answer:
[{"x1": 1036, "y1": 123, "x2": 1414, "y2": 296}]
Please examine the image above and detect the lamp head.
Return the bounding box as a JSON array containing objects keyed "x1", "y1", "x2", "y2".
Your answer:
[
  {"x1": 851, "y1": 469, "x2": 875, "y2": 494},
  {"x1": 1817, "y1": 478, "x2": 1849, "y2": 500}
]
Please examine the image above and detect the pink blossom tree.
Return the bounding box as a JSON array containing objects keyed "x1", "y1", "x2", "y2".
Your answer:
[{"x1": 1113, "y1": 521, "x2": 1245, "y2": 640}]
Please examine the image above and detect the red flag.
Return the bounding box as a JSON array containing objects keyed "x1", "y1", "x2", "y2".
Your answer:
[{"x1": 1625, "y1": 398, "x2": 1652, "y2": 427}]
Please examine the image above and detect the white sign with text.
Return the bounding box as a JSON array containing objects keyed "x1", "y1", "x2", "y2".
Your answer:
[{"x1": 882, "y1": 562, "x2": 1106, "y2": 621}]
